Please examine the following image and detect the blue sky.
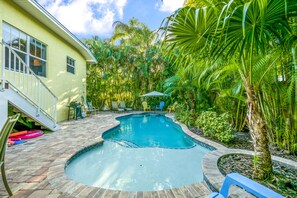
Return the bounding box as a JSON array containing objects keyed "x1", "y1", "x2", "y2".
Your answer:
[{"x1": 36, "y1": 0, "x2": 184, "y2": 39}]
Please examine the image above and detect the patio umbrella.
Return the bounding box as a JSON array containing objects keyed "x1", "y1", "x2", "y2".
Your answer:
[{"x1": 140, "y1": 91, "x2": 168, "y2": 97}]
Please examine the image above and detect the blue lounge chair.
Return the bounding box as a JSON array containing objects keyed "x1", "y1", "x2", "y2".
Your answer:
[
  {"x1": 155, "y1": 101, "x2": 165, "y2": 111},
  {"x1": 207, "y1": 173, "x2": 284, "y2": 198}
]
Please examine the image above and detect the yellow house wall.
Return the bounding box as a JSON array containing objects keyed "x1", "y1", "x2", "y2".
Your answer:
[{"x1": 0, "y1": 0, "x2": 87, "y2": 121}]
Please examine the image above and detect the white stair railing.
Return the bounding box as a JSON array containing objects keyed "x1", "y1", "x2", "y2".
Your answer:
[{"x1": 1, "y1": 42, "x2": 57, "y2": 126}]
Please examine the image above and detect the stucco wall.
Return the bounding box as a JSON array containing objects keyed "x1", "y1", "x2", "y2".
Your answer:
[{"x1": 0, "y1": 0, "x2": 87, "y2": 122}]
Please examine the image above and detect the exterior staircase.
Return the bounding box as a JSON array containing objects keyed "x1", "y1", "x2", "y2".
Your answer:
[{"x1": 0, "y1": 42, "x2": 59, "y2": 131}]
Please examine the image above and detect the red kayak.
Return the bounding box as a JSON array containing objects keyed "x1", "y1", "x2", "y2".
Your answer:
[{"x1": 9, "y1": 130, "x2": 44, "y2": 141}]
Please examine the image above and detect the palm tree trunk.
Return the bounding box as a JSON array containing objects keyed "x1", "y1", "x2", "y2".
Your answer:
[
  {"x1": 291, "y1": 47, "x2": 297, "y2": 138},
  {"x1": 245, "y1": 81, "x2": 272, "y2": 179},
  {"x1": 187, "y1": 91, "x2": 196, "y2": 110}
]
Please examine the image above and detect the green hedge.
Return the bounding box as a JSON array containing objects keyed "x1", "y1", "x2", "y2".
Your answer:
[{"x1": 195, "y1": 111, "x2": 235, "y2": 143}]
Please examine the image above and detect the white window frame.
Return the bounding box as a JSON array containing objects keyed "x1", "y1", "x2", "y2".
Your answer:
[
  {"x1": 2, "y1": 22, "x2": 47, "y2": 77},
  {"x1": 67, "y1": 56, "x2": 75, "y2": 74}
]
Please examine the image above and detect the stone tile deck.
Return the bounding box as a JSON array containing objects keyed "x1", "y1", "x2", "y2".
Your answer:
[{"x1": 0, "y1": 113, "x2": 212, "y2": 198}]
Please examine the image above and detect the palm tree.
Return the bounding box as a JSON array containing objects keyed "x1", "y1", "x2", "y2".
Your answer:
[
  {"x1": 162, "y1": 0, "x2": 297, "y2": 179},
  {"x1": 85, "y1": 19, "x2": 174, "y2": 109},
  {"x1": 111, "y1": 18, "x2": 154, "y2": 49},
  {"x1": 184, "y1": 0, "x2": 221, "y2": 7}
]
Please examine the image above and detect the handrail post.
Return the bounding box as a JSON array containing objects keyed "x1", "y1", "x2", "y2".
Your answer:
[
  {"x1": 1, "y1": 44, "x2": 5, "y2": 91},
  {"x1": 37, "y1": 79, "x2": 41, "y2": 116},
  {"x1": 54, "y1": 97, "x2": 57, "y2": 128}
]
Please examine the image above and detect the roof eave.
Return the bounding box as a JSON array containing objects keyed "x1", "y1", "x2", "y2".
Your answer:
[{"x1": 13, "y1": 0, "x2": 97, "y2": 63}]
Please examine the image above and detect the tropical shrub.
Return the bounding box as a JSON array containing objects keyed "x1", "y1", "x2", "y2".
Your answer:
[
  {"x1": 85, "y1": 19, "x2": 176, "y2": 110},
  {"x1": 174, "y1": 104, "x2": 197, "y2": 126},
  {"x1": 174, "y1": 103, "x2": 186, "y2": 120},
  {"x1": 195, "y1": 111, "x2": 235, "y2": 143},
  {"x1": 162, "y1": 0, "x2": 297, "y2": 178}
]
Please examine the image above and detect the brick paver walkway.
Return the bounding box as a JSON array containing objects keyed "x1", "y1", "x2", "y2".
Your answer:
[{"x1": 0, "y1": 113, "x2": 211, "y2": 198}]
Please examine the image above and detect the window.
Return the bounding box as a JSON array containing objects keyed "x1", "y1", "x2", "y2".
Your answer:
[
  {"x1": 2, "y1": 22, "x2": 47, "y2": 77},
  {"x1": 29, "y1": 38, "x2": 46, "y2": 77},
  {"x1": 67, "y1": 56, "x2": 75, "y2": 74}
]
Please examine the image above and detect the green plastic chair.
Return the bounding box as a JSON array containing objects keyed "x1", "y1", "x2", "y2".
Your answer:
[{"x1": 0, "y1": 113, "x2": 20, "y2": 196}]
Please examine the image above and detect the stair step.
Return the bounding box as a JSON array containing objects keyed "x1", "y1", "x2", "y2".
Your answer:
[{"x1": 5, "y1": 87, "x2": 59, "y2": 131}]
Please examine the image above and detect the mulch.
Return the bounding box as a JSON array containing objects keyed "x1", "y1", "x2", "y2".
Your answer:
[
  {"x1": 190, "y1": 127, "x2": 297, "y2": 162},
  {"x1": 189, "y1": 127, "x2": 297, "y2": 197},
  {"x1": 218, "y1": 154, "x2": 297, "y2": 197}
]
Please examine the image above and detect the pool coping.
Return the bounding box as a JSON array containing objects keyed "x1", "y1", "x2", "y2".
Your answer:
[
  {"x1": 47, "y1": 112, "x2": 214, "y2": 197},
  {"x1": 47, "y1": 112, "x2": 297, "y2": 197}
]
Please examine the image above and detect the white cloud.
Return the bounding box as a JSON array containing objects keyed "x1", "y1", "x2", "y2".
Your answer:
[
  {"x1": 37, "y1": 0, "x2": 127, "y2": 36},
  {"x1": 114, "y1": 0, "x2": 126, "y2": 18},
  {"x1": 157, "y1": 0, "x2": 184, "y2": 13}
]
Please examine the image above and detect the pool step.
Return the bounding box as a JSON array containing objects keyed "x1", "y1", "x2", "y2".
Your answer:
[{"x1": 107, "y1": 139, "x2": 139, "y2": 148}]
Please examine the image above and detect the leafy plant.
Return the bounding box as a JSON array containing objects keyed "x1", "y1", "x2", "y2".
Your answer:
[
  {"x1": 85, "y1": 20, "x2": 175, "y2": 109},
  {"x1": 161, "y1": 0, "x2": 297, "y2": 179},
  {"x1": 174, "y1": 103, "x2": 197, "y2": 126},
  {"x1": 17, "y1": 116, "x2": 33, "y2": 129},
  {"x1": 195, "y1": 111, "x2": 235, "y2": 143},
  {"x1": 254, "y1": 155, "x2": 259, "y2": 168},
  {"x1": 8, "y1": 106, "x2": 33, "y2": 130}
]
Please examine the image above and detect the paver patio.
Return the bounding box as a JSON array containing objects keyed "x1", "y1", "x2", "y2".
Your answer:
[{"x1": 0, "y1": 113, "x2": 211, "y2": 198}]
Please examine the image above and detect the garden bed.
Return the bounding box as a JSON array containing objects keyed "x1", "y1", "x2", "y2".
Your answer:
[
  {"x1": 190, "y1": 127, "x2": 297, "y2": 162},
  {"x1": 218, "y1": 154, "x2": 297, "y2": 197}
]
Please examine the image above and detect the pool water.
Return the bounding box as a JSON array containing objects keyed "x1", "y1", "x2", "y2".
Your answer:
[
  {"x1": 103, "y1": 114, "x2": 196, "y2": 149},
  {"x1": 65, "y1": 114, "x2": 211, "y2": 191}
]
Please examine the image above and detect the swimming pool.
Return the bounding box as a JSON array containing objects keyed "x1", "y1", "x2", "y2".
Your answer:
[
  {"x1": 103, "y1": 114, "x2": 196, "y2": 149},
  {"x1": 65, "y1": 113, "x2": 211, "y2": 192}
]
